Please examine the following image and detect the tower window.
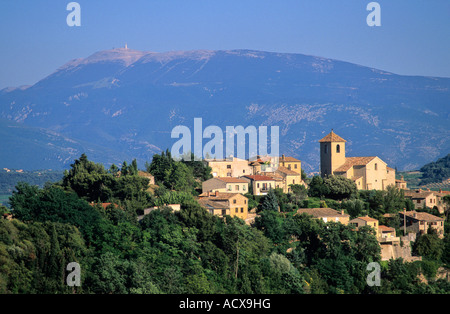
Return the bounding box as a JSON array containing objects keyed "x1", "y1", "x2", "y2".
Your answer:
[
  {"x1": 375, "y1": 163, "x2": 378, "y2": 170},
  {"x1": 336, "y1": 144, "x2": 340, "y2": 153},
  {"x1": 324, "y1": 144, "x2": 328, "y2": 154}
]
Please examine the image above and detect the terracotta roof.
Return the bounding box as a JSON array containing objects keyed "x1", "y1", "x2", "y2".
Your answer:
[
  {"x1": 296, "y1": 208, "x2": 349, "y2": 218},
  {"x1": 198, "y1": 199, "x2": 229, "y2": 209},
  {"x1": 404, "y1": 190, "x2": 434, "y2": 199},
  {"x1": 354, "y1": 216, "x2": 378, "y2": 222},
  {"x1": 334, "y1": 156, "x2": 377, "y2": 172},
  {"x1": 260, "y1": 172, "x2": 284, "y2": 181},
  {"x1": 378, "y1": 225, "x2": 395, "y2": 232},
  {"x1": 216, "y1": 177, "x2": 248, "y2": 183},
  {"x1": 89, "y1": 202, "x2": 119, "y2": 210},
  {"x1": 281, "y1": 156, "x2": 301, "y2": 162},
  {"x1": 318, "y1": 130, "x2": 347, "y2": 143},
  {"x1": 198, "y1": 192, "x2": 243, "y2": 200},
  {"x1": 242, "y1": 175, "x2": 276, "y2": 181},
  {"x1": 276, "y1": 166, "x2": 300, "y2": 176},
  {"x1": 401, "y1": 210, "x2": 444, "y2": 222}
]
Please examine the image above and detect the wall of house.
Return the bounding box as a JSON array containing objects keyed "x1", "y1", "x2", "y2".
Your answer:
[
  {"x1": 385, "y1": 168, "x2": 396, "y2": 189},
  {"x1": 364, "y1": 158, "x2": 387, "y2": 191},
  {"x1": 280, "y1": 161, "x2": 302, "y2": 175},
  {"x1": 202, "y1": 179, "x2": 226, "y2": 193},
  {"x1": 229, "y1": 195, "x2": 248, "y2": 220},
  {"x1": 207, "y1": 158, "x2": 253, "y2": 177},
  {"x1": 225, "y1": 183, "x2": 248, "y2": 193}
]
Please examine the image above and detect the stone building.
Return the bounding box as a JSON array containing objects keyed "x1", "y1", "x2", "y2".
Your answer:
[
  {"x1": 198, "y1": 191, "x2": 248, "y2": 220},
  {"x1": 319, "y1": 130, "x2": 396, "y2": 190},
  {"x1": 204, "y1": 157, "x2": 253, "y2": 178},
  {"x1": 399, "y1": 210, "x2": 445, "y2": 238},
  {"x1": 202, "y1": 177, "x2": 249, "y2": 194},
  {"x1": 296, "y1": 207, "x2": 350, "y2": 225}
]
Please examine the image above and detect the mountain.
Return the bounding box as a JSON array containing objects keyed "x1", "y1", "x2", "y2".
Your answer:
[
  {"x1": 1, "y1": 48, "x2": 449, "y2": 171},
  {"x1": 0, "y1": 118, "x2": 132, "y2": 170}
]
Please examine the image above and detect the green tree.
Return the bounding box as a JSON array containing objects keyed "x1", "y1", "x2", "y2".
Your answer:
[
  {"x1": 260, "y1": 188, "x2": 278, "y2": 212},
  {"x1": 413, "y1": 228, "x2": 444, "y2": 261},
  {"x1": 323, "y1": 175, "x2": 357, "y2": 200},
  {"x1": 308, "y1": 176, "x2": 330, "y2": 198}
]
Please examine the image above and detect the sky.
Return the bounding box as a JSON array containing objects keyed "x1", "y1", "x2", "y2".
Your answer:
[{"x1": 0, "y1": 0, "x2": 449, "y2": 89}]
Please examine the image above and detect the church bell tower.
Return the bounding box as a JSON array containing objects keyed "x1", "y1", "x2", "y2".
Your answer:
[{"x1": 319, "y1": 129, "x2": 346, "y2": 177}]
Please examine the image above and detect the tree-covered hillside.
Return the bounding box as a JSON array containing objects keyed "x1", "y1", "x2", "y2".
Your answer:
[
  {"x1": 420, "y1": 154, "x2": 450, "y2": 185},
  {"x1": 1, "y1": 153, "x2": 449, "y2": 295}
]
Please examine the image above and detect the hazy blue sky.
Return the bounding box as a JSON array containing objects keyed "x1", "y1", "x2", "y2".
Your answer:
[{"x1": 1, "y1": 0, "x2": 449, "y2": 88}]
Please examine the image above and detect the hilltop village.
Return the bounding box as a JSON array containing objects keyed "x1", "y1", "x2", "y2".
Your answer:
[
  {"x1": 1, "y1": 130, "x2": 449, "y2": 294},
  {"x1": 190, "y1": 130, "x2": 447, "y2": 261}
]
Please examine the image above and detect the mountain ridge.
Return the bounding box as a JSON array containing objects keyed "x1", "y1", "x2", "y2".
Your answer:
[{"x1": 1, "y1": 48, "x2": 449, "y2": 171}]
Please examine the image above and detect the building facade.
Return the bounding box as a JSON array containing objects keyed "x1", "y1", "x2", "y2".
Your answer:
[
  {"x1": 202, "y1": 177, "x2": 249, "y2": 194},
  {"x1": 198, "y1": 191, "x2": 248, "y2": 220},
  {"x1": 204, "y1": 157, "x2": 253, "y2": 178},
  {"x1": 319, "y1": 130, "x2": 396, "y2": 190},
  {"x1": 296, "y1": 207, "x2": 350, "y2": 225}
]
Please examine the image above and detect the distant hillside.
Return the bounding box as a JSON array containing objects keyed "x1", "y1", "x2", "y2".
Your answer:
[
  {"x1": 419, "y1": 154, "x2": 450, "y2": 185},
  {"x1": 0, "y1": 169, "x2": 64, "y2": 206},
  {"x1": 0, "y1": 169, "x2": 64, "y2": 194},
  {"x1": 0, "y1": 118, "x2": 133, "y2": 170}
]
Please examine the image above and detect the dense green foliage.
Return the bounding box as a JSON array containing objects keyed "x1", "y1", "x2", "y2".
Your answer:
[
  {"x1": 308, "y1": 175, "x2": 357, "y2": 200},
  {"x1": 420, "y1": 154, "x2": 450, "y2": 185},
  {"x1": 1, "y1": 154, "x2": 449, "y2": 294},
  {"x1": 146, "y1": 150, "x2": 211, "y2": 195}
]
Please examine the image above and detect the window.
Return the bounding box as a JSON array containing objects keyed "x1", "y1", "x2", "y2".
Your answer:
[
  {"x1": 222, "y1": 210, "x2": 227, "y2": 216},
  {"x1": 324, "y1": 144, "x2": 328, "y2": 154},
  {"x1": 235, "y1": 185, "x2": 239, "y2": 191},
  {"x1": 227, "y1": 165, "x2": 231, "y2": 169},
  {"x1": 241, "y1": 208, "x2": 244, "y2": 213},
  {"x1": 374, "y1": 163, "x2": 378, "y2": 170},
  {"x1": 336, "y1": 144, "x2": 340, "y2": 153},
  {"x1": 294, "y1": 164, "x2": 297, "y2": 169},
  {"x1": 233, "y1": 199, "x2": 236, "y2": 204},
  {"x1": 235, "y1": 208, "x2": 238, "y2": 213},
  {"x1": 257, "y1": 183, "x2": 260, "y2": 188},
  {"x1": 243, "y1": 170, "x2": 245, "y2": 173}
]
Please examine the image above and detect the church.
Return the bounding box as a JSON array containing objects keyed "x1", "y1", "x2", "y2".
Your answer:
[{"x1": 319, "y1": 130, "x2": 396, "y2": 191}]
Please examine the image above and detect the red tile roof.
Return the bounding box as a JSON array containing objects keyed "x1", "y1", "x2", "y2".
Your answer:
[
  {"x1": 276, "y1": 166, "x2": 300, "y2": 176},
  {"x1": 242, "y1": 175, "x2": 276, "y2": 181},
  {"x1": 401, "y1": 210, "x2": 444, "y2": 222},
  {"x1": 215, "y1": 177, "x2": 248, "y2": 183},
  {"x1": 334, "y1": 156, "x2": 377, "y2": 172},
  {"x1": 281, "y1": 156, "x2": 301, "y2": 162},
  {"x1": 318, "y1": 130, "x2": 347, "y2": 143}
]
